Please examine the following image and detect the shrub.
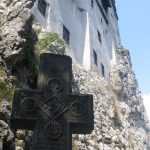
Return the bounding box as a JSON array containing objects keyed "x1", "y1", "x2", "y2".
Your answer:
[
  {"x1": 35, "y1": 33, "x2": 68, "y2": 58},
  {"x1": 0, "y1": 79, "x2": 5, "y2": 90}
]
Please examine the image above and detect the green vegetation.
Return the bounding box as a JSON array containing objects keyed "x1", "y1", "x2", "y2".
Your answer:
[
  {"x1": 0, "y1": 66, "x2": 14, "y2": 107},
  {"x1": 72, "y1": 141, "x2": 78, "y2": 150},
  {"x1": 34, "y1": 27, "x2": 41, "y2": 36},
  {"x1": 0, "y1": 66, "x2": 6, "y2": 77},
  {"x1": 0, "y1": 79, "x2": 5, "y2": 90},
  {"x1": 35, "y1": 33, "x2": 68, "y2": 58},
  {"x1": 0, "y1": 84, "x2": 14, "y2": 103}
]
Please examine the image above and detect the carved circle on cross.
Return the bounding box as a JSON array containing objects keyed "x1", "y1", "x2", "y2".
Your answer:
[
  {"x1": 47, "y1": 78, "x2": 63, "y2": 93},
  {"x1": 44, "y1": 97, "x2": 62, "y2": 115},
  {"x1": 44, "y1": 121, "x2": 62, "y2": 140},
  {"x1": 21, "y1": 97, "x2": 37, "y2": 113},
  {"x1": 70, "y1": 101, "x2": 86, "y2": 116}
]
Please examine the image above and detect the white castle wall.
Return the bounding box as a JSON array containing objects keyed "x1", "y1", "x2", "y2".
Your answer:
[{"x1": 32, "y1": 0, "x2": 121, "y2": 81}]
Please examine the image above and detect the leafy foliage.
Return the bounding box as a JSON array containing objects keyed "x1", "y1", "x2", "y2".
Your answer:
[
  {"x1": 0, "y1": 79, "x2": 5, "y2": 90},
  {"x1": 35, "y1": 33, "x2": 68, "y2": 57}
]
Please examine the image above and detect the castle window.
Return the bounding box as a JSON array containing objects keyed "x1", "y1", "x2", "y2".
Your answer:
[
  {"x1": 101, "y1": 0, "x2": 111, "y2": 12},
  {"x1": 91, "y1": 0, "x2": 94, "y2": 7},
  {"x1": 97, "y1": 30, "x2": 102, "y2": 43},
  {"x1": 93, "y1": 50, "x2": 97, "y2": 66},
  {"x1": 63, "y1": 25, "x2": 70, "y2": 44},
  {"x1": 95, "y1": 0, "x2": 108, "y2": 24},
  {"x1": 38, "y1": 0, "x2": 47, "y2": 17},
  {"x1": 101, "y1": 63, "x2": 105, "y2": 77}
]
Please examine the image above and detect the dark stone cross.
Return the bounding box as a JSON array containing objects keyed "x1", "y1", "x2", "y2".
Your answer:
[{"x1": 11, "y1": 54, "x2": 94, "y2": 150}]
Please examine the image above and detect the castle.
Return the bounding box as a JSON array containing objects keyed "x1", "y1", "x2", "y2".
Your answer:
[
  {"x1": 32, "y1": 0, "x2": 121, "y2": 81},
  {"x1": 0, "y1": 0, "x2": 150, "y2": 149}
]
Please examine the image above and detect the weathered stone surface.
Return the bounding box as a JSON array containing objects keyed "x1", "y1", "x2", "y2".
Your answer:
[
  {"x1": 0, "y1": 0, "x2": 38, "y2": 89},
  {"x1": 72, "y1": 47, "x2": 150, "y2": 150},
  {"x1": 0, "y1": 0, "x2": 36, "y2": 66},
  {"x1": 0, "y1": 102, "x2": 15, "y2": 150},
  {"x1": 11, "y1": 54, "x2": 94, "y2": 150}
]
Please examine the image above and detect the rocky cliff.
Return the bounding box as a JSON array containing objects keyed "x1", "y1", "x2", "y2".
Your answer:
[
  {"x1": 0, "y1": 0, "x2": 37, "y2": 88},
  {"x1": 72, "y1": 47, "x2": 150, "y2": 150},
  {"x1": 0, "y1": 0, "x2": 36, "y2": 64},
  {"x1": 0, "y1": 0, "x2": 150, "y2": 150},
  {"x1": 0, "y1": 0, "x2": 36, "y2": 149}
]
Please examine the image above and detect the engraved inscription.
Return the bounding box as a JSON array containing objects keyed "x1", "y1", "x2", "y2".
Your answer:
[
  {"x1": 70, "y1": 101, "x2": 85, "y2": 116},
  {"x1": 44, "y1": 121, "x2": 62, "y2": 140},
  {"x1": 22, "y1": 97, "x2": 37, "y2": 113}
]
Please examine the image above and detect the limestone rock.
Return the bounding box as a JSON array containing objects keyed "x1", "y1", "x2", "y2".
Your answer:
[
  {"x1": 0, "y1": 108, "x2": 15, "y2": 150},
  {"x1": 72, "y1": 47, "x2": 150, "y2": 150},
  {"x1": 0, "y1": 0, "x2": 36, "y2": 67}
]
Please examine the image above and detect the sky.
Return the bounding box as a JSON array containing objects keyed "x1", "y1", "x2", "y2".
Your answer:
[{"x1": 116, "y1": 0, "x2": 150, "y2": 120}]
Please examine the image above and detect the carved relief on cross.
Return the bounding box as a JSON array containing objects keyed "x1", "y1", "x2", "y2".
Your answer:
[{"x1": 11, "y1": 54, "x2": 94, "y2": 150}]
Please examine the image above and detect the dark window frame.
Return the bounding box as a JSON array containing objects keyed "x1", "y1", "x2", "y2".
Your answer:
[
  {"x1": 93, "y1": 50, "x2": 98, "y2": 66},
  {"x1": 101, "y1": 63, "x2": 105, "y2": 77},
  {"x1": 63, "y1": 25, "x2": 70, "y2": 44},
  {"x1": 97, "y1": 30, "x2": 102, "y2": 43},
  {"x1": 101, "y1": 0, "x2": 111, "y2": 12},
  {"x1": 95, "y1": 0, "x2": 108, "y2": 24},
  {"x1": 38, "y1": 0, "x2": 47, "y2": 17},
  {"x1": 91, "y1": 0, "x2": 94, "y2": 7}
]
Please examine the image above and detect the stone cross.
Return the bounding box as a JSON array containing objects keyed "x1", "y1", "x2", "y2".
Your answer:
[{"x1": 11, "y1": 54, "x2": 94, "y2": 150}]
